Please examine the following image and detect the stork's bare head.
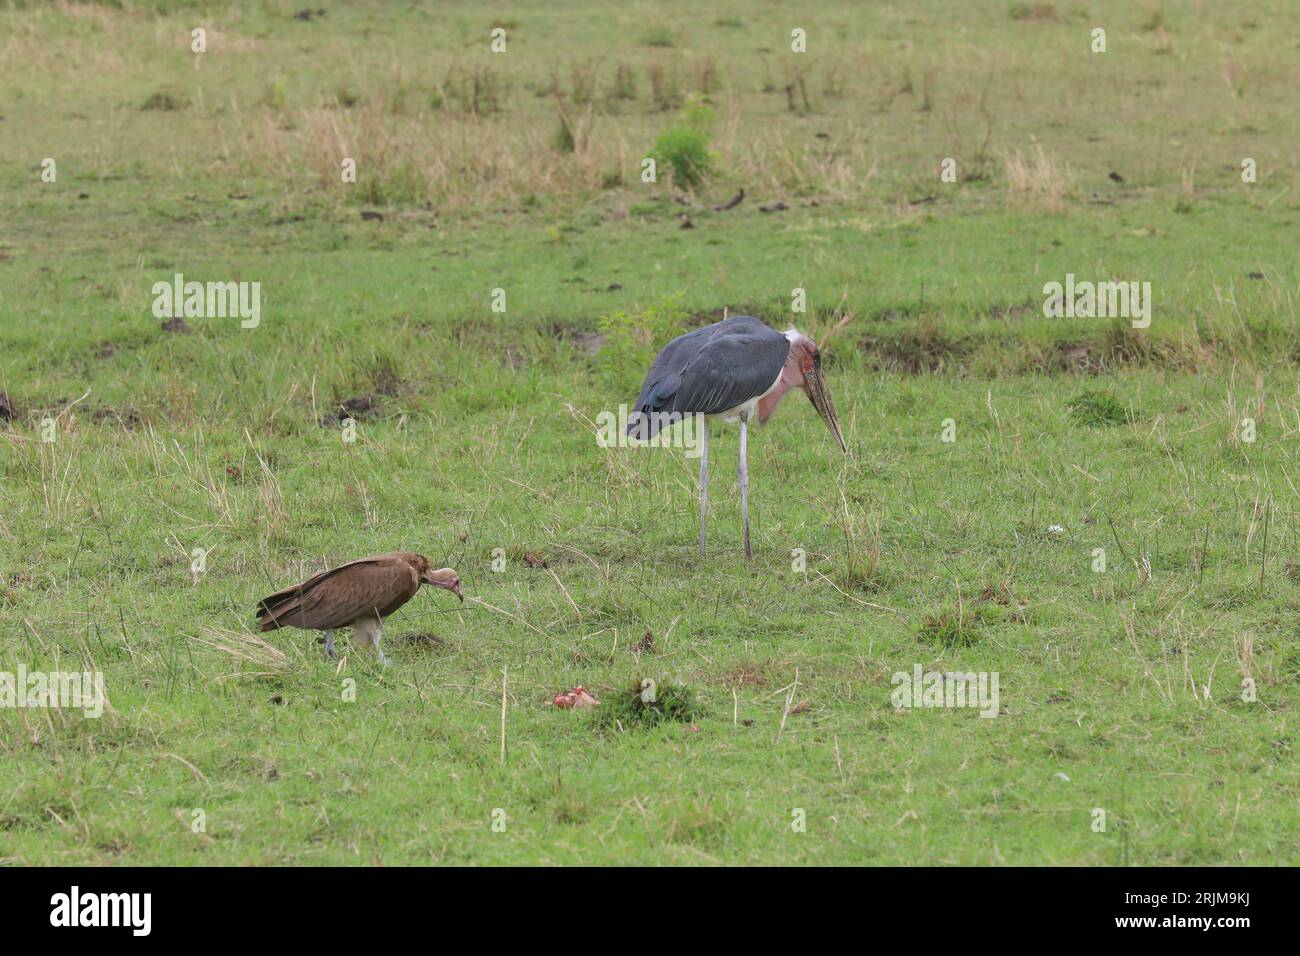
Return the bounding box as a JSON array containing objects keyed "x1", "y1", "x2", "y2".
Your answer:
[
  {"x1": 419, "y1": 563, "x2": 464, "y2": 601},
  {"x1": 788, "y1": 332, "x2": 847, "y2": 453}
]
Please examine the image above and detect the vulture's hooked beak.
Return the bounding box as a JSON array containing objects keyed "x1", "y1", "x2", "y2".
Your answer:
[
  {"x1": 805, "y1": 361, "x2": 847, "y2": 453},
  {"x1": 425, "y1": 570, "x2": 464, "y2": 602}
]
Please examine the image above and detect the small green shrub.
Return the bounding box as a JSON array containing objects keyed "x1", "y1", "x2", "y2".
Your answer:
[
  {"x1": 1067, "y1": 389, "x2": 1131, "y2": 426},
  {"x1": 597, "y1": 678, "x2": 704, "y2": 729},
  {"x1": 553, "y1": 117, "x2": 575, "y2": 153},
  {"x1": 356, "y1": 161, "x2": 428, "y2": 207},
  {"x1": 141, "y1": 91, "x2": 186, "y2": 111},
  {"x1": 650, "y1": 96, "x2": 716, "y2": 188},
  {"x1": 599, "y1": 293, "x2": 689, "y2": 383},
  {"x1": 918, "y1": 607, "x2": 981, "y2": 647},
  {"x1": 260, "y1": 77, "x2": 287, "y2": 110},
  {"x1": 640, "y1": 26, "x2": 676, "y2": 48},
  {"x1": 608, "y1": 64, "x2": 638, "y2": 101}
]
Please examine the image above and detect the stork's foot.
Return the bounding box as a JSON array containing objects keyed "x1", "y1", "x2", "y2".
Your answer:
[{"x1": 323, "y1": 629, "x2": 336, "y2": 657}]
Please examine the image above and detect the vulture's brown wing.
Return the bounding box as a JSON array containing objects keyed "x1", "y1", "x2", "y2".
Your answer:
[{"x1": 256, "y1": 556, "x2": 419, "y2": 631}]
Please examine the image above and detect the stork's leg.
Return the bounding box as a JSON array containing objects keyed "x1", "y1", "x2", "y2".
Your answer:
[
  {"x1": 698, "y1": 417, "x2": 710, "y2": 556},
  {"x1": 323, "y1": 629, "x2": 335, "y2": 658},
  {"x1": 739, "y1": 411, "x2": 752, "y2": 560}
]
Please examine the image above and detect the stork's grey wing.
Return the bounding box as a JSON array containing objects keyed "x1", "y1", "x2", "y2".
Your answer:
[
  {"x1": 628, "y1": 316, "x2": 788, "y2": 438},
  {"x1": 669, "y1": 320, "x2": 789, "y2": 415}
]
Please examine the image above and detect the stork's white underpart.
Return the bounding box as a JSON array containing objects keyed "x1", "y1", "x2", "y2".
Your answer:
[{"x1": 711, "y1": 363, "x2": 785, "y2": 423}]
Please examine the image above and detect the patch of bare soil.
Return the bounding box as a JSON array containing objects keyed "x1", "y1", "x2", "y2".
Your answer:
[
  {"x1": 91, "y1": 405, "x2": 143, "y2": 429},
  {"x1": 548, "y1": 321, "x2": 604, "y2": 355}
]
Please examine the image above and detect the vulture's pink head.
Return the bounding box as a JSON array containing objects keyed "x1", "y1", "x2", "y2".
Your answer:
[{"x1": 421, "y1": 565, "x2": 463, "y2": 602}]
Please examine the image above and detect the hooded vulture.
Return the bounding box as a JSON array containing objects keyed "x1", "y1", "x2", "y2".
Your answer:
[{"x1": 255, "y1": 552, "x2": 462, "y2": 664}]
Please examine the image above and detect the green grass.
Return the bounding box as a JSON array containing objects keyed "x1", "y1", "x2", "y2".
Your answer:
[
  {"x1": 1066, "y1": 389, "x2": 1133, "y2": 426},
  {"x1": 1, "y1": 0, "x2": 1298, "y2": 865}
]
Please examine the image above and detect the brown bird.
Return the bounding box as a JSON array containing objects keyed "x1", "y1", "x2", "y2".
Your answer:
[{"x1": 255, "y1": 553, "x2": 462, "y2": 664}]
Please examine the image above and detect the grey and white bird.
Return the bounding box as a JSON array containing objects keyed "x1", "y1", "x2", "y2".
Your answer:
[{"x1": 627, "y1": 315, "x2": 847, "y2": 558}]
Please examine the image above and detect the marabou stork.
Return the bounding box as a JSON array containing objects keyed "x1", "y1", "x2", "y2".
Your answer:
[
  {"x1": 627, "y1": 315, "x2": 847, "y2": 558},
  {"x1": 255, "y1": 553, "x2": 462, "y2": 664}
]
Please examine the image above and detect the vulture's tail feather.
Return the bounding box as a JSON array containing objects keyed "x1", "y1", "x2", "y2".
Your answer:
[{"x1": 255, "y1": 592, "x2": 304, "y2": 631}]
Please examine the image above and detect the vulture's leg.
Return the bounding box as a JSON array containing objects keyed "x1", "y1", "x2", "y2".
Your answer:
[
  {"x1": 698, "y1": 417, "x2": 710, "y2": 556},
  {"x1": 739, "y1": 411, "x2": 751, "y2": 560},
  {"x1": 351, "y1": 617, "x2": 387, "y2": 666},
  {"x1": 323, "y1": 629, "x2": 336, "y2": 657}
]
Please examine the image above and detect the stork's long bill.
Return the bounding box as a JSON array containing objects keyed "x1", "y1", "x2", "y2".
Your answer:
[{"x1": 805, "y1": 360, "x2": 847, "y2": 453}]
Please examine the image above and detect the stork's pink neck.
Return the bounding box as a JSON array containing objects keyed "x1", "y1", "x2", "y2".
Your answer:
[{"x1": 756, "y1": 345, "x2": 806, "y2": 423}]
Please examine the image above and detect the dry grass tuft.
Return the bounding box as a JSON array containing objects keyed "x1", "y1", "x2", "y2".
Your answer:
[{"x1": 1004, "y1": 143, "x2": 1072, "y2": 213}]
